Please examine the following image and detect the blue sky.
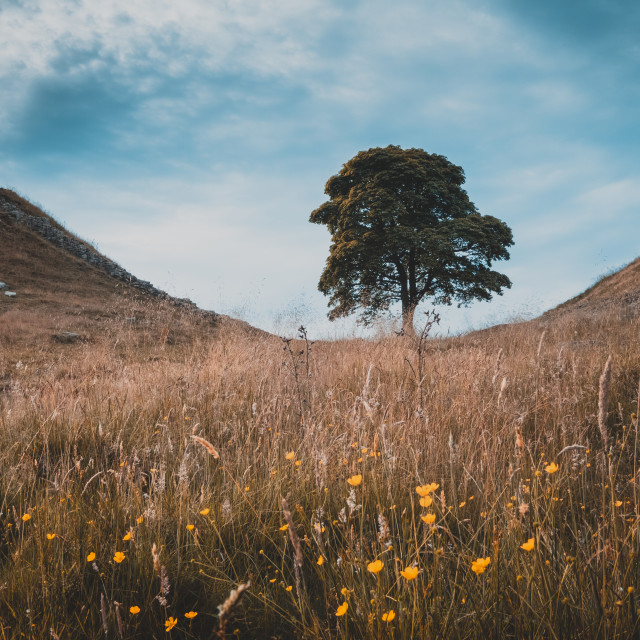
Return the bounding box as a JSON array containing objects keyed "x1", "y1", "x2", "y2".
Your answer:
[{"x1": 1, "y1": 0, "x2": 639, "y2": 337}]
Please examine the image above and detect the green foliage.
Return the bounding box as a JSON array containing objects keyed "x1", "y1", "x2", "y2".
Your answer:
[{"x1": 310, "y1": 146, "x2": 514, "y2": 331}]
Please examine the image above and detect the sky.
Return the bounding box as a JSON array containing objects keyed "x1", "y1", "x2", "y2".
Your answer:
[{"x1": 1, "y1": 0, "x2": 639, "y2": 338}]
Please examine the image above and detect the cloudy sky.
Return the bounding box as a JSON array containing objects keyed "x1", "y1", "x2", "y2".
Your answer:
[{"x1": 1, "y1": 0, "x2": 639, "y2": 337}]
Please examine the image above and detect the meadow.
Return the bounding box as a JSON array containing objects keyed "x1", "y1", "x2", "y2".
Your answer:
[{"x1": 0, "y1": 302, "x2": 639, "y2": 639}]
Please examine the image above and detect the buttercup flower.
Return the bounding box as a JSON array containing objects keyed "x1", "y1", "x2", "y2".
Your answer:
[
  {"x1": 317, "y1": 556, "x2": 324, "y2": 566},
  {"x1": 336, "y1": 602, "x2": 348, "y2": 616},
  {"x1": 165, "y1": 617, "x2": 177, "y2": 631},
  {"x1": 87, "y1": 552, "x2": 96, "y2": 562},
  {"x1": 382, "y1": 610, "x2": 396, "y2": 622},
  {"x1": 419, "y1": 496, "x2": 433, "y2": 508},
  {"x1": 347, "y1": 474, "x2": 362, "y2": 486},
  {"x1": 22, "y1": 513, "x2": 31, "y2": 522},
  {"x1": 46, "y1": 533, "x2": 56, "y2": 540},
  {"x1": 130, "y1": 606, "x2": 140, "y2": 615},
  {"x1": 421, "y1": 513, "x2": 436, "y2": 525},
  {"x1": 400, "y1": 566, "x2": 418, "y2": 580},
  {"x1": 367, "y1": 559, "x2": 384, "y2": 574},
  {"x1": 471, "y1": 556, "x2": 491, "y2": 575},
  {"x1": 184, "y1": 611, "x2": 197, "y2": 619},
  {"x1": 200, "y1": 508, "x2": 210, "y2": 516},
  {"x1": 545, "y1": 462, "x2": 559, "y2": 474},
  {"x1": 114, "y1": 551, "x2": 125, "y2": 564},
  {"x1": 285, "y1": 451, "x2": 295, "y2": 460},
  {"x1": 521, "y1": 537, "x2": 535, "y2": 551},
  {"x1": 416, "y1": 483, "x2": 439, "y2": 496}
]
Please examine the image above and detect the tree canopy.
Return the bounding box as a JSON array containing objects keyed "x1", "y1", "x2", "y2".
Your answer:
[{"x1": 310, "y1": 145, "x2": 514, "y2": 334}]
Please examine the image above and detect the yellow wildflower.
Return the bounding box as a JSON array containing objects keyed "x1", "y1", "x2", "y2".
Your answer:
[
  {"x1": 471, "y1": 556, "x2": 491, "y2": 575},
  {"x1": 615, "y1": 500, "x2": 623, "y2": 507},
  {"x1": 130, "y1": 606, "x2": 140, "y2": 614},
  {"x1": 200, "y1": 508, "x2": 210, "y2": 516},
  {"x1": 400, "y1": 566, "x2": 418, "y2": 580},
  {"x1": 164, "y1": 617, "x2": 177, "y2": 631},
  {"x1": 347, "y1": 474, "x2": 362, "y2": 486},
  {"x1": 46, "y1": 533, "x2": 56, "y2": 540},
  {"x1": 184, "y1": 611, "x2": 197, "y2": 619},
  {"x1": 317, "y1": 556, "x2": 324, "y2": 566},
  {"x1": 114, "y1": 551, "x2": 125, "y2": 564},
  {"x1": 285, "y1": 585, "x2": 293, "y2": 592},
  {"x1": 421, "y1": 513, "x2": 436, "y2": 525},
  {"x1": 336, "y1": 602, "x2": 348, "y2": 616},
  {"x1": 186, "y1": 524, "x2": 195, "y2": 531},
  {"x1": 21, "y1": 513, "x2": 31, "y2": 522},
  {"x1": 279, "y1": 524, "x2": 289, "y2": 531},
  {"x1": 382, "y1": 610, "x2": 396, "y2": 622},
  {"x1": 521, "y1": 537, "x2": 535, "y2": 551},
  {"x1": 87, "y1": 552, "x2": 96, "y2": 562},
  {"x1": 545, "y1": 462, "x2": 559, "y2": 474},
  {"x1": 285, "y1": 451, "x2": 295, "y2": 460},
  {"x1": 123, "y1": 532, "x2": 132, "y2": 541},
  {"x1": 416, "y1": 483, "x2": 439, "y2": 496},
  {"x1": 419, "y1": 496, "x2": 433, "y2": 508},
  {"x1": 367, "y1": 559, "x2": 384, "y2": 574}
]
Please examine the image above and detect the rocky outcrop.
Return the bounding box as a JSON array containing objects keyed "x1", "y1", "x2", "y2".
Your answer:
[
  {"x1": 51, "y1": 331, "x2": 84, "y2": 344},
  {"x1": 0, "y1": 193, "x2": 217, "y2": 320}
]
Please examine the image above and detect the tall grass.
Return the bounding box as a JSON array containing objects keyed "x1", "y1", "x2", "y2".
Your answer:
[{"x1": 0, "y1": 304, "x2": 639, "y2": 638}]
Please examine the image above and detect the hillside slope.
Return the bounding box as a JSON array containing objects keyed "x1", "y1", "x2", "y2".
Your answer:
[
  {"x1": 551, "y1": 257, "x2": 640, "y2": 313},
  {"x1": 0, "y1": 189, "x2": 201, "y2": 308},
  {"x1": 0, "y1": 189, "x2": 250, "y2": 356}
]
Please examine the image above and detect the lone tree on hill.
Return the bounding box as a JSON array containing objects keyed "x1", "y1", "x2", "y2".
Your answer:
[{"x1": 310, "y1": 145, "x2": 514, "y2": 335}]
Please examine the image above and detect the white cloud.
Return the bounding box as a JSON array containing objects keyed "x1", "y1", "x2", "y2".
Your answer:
[
  {"x1": 0, "y1": 0, "x2": 332, "y2": 78},
  {"x1": 523, "y1": 81, "x2": 585, "y2": 113},
  {"x1": 576, "y1": 178, "x2": 640, "y2": 214},
  {"x1": 23, "y1": 169, "x2": 328, "y2": 316}
]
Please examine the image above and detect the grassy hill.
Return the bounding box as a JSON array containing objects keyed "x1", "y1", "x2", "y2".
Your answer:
[
  {"x1": 1, "y1": 191, "x2": 639, "y2": 639},
  {"x1": 551, "y1": 257, "x2": 640, "y2": 313},
  {"x1": 0, "y1": 189, "x2": 258, "y2": 362}
]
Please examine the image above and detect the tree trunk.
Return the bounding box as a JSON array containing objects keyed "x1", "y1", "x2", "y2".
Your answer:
[{"x1": 402, "y1": 304, "x2": 416, "y2": 337}]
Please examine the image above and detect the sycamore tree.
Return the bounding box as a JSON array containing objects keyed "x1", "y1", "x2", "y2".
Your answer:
[{"x1": 310, "y1": 146, "x2": 514, "y2": 335}]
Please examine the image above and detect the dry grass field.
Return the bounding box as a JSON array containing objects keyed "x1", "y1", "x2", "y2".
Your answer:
[
  {"x1": 2, "y1": 193, "x2": 640, "y2": 638},
  {"x1": 1, "y1": 298, "x2": 639, "y2": 639}
]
